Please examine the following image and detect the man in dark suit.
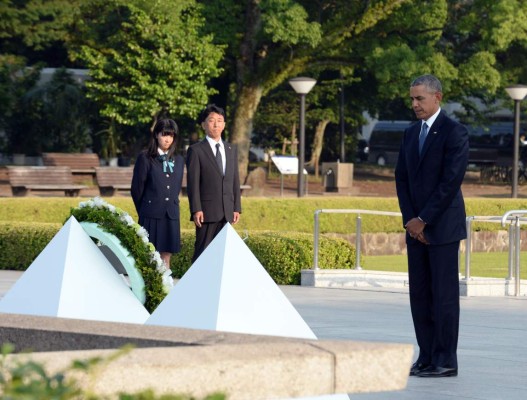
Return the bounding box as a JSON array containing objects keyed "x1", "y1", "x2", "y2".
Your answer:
[
  {"x1": 395, "y1": 75, "x2": 469, "y2": 378},
  {"x1": 186, "y1": 104, "x2": 241, "y2": 262}
]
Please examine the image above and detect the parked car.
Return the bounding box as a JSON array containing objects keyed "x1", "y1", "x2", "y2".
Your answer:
[
  {"x1": 367, "y1": 120, "x2": 524, "y2": 167},
  {"x1": 466, "y1": 122, "x2": 514, "y2": 166},
  {"x1": 368, "y1": 121, "x2": 410, "y2": 166}
]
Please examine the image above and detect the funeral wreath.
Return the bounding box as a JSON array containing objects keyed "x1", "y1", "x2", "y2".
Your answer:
[{"x1": 69, "y1": 197, "x2": 172, "y2": 312}]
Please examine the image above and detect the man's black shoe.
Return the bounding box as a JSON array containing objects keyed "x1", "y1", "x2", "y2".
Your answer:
[
  {"x1": 409, "y1": 362, "x2": 429, "y2": 376},
  {"x1": 416, "y1": 366, "x2": 458, "y2": 377}
]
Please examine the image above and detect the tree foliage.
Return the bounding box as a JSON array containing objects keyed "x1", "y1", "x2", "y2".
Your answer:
[
  {"x1": 2, "y1": 0, "x2": 527, "y2": 164},
  {"x1": 0, "y1": 0, "x2": 76, "y2": 66},
  {"x1": 199, "y1": 0, "x2": 527, "y2": 177},
  {"x1": 0, "y1": 54, "x2": 41, "y2": 153},
  {"x1": 68, "y1": 0, "x2": 223, "y2": 128},
  {"x1": 4, "y1": 68, "x2": 93, "y2": 155}
]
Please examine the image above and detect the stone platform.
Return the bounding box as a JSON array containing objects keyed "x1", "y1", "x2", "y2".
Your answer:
[
  {"x1": 301, "y1": 269, "x2": 527, "y2": 296},
  {"x1": 0, "y1": 270, "x2": 413, "y2": 399},
  {"x1": 0, "y1": 312, "x2": 412, "y2": 399}
]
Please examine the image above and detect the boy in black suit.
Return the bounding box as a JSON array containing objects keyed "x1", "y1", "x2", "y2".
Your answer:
[{"x1": 186, "y1": 104, "x2": 242, "y2": 262}]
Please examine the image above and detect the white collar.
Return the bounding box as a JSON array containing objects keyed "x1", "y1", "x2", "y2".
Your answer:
[
  {"x1": 206, "y1": 136, "x2": 222, "y2": 148},
  {"x1": 423, "y1": 107, "x2": 441, "y2": 128}
]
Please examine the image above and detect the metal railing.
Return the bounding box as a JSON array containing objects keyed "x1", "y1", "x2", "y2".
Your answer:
[
  {"x1": 501, "y1": 210, "x2": 527, "y2": 296},
  {"x1": 313, "y1": 208, "x2": 525, "y2": 296},
  {"x1": 313, "y1": 209, "x2": 402, "y2": 271}
]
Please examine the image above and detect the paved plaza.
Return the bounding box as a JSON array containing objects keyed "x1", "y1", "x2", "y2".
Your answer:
[
  {"x1": 283, "y1": 285, "x2": 527, "y2": 400},
  {"x1": 1, "y1": 271, "x2": 526, "y2": 399}
]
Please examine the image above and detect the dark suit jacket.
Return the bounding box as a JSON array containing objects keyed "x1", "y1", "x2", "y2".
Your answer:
[
  {"x1": 131, "y1": 152, "x2": 185, "y2": 220},
  {"x1": 395, "y1": 111, "x2": 469, "y2": 245},
  {"x1": 186, "y1": 139, "x2": 241, "y2": 223}
]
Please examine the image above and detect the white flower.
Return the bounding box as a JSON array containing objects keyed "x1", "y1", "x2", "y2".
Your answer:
[
  {"x1": 106, "y1": 204, "x2": 116, "y2": 213},
  {"x1": 93, "y1": 197, "x2": 105, "y2": 208},
  {"x1": 152, "y1": 252, "x2": 164, "y2": 272},
  {"x1": 121, "y1": 214, "x2": 134, "y2": 226},
  {"x1": 162, "y1": 270, "x2": 174, "y2": 289},
  {"x1": 136, "y1": 226, "x2": 149, "y2": 239}
]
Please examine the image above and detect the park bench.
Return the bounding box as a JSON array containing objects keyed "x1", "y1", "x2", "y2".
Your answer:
[
  {"x1": 7, "y1": 166, "x2": 87, "y2": 197},
  {"x1": 95, "y1": 167, "x2": 133, "y2": 196},
  {"x1": 0, "y1": 166, "x2": 8, "y2": 184},
  {"x1": 43, "y1": 152, "x2": 100, "y2": 184},
  {"x1": 240, "y1": 184, "x2": 252, "y2": 195},
  {"x1": 94, "y1": 165, "x2": 249, "y2": 197},
  {"x1": 42, "y1": 152, "x2": 100, "y2": 173}
]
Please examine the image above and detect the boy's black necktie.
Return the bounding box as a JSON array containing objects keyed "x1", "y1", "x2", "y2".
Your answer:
[{"x1": 215, "y1": 143, "x2": 223, "y2": 175}]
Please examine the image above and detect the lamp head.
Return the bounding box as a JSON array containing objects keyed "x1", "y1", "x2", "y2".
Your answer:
[
  {"x1": 505, "y1": 84, "x2": 527, "y2": 101},
  {"x1": 289, "y1": 77, "x2": 317, "y2": 95}
]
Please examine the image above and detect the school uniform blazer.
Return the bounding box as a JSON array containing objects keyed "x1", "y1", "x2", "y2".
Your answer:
[
  {"x1": 131, "y1": 152, "x2": 185, "y2": 220},
  {"x1": 395, "y1": 111, "x2": 469, "y2": 245},
  {"x1": 186, "y1": 139, "x2": 241, "y2": 223}
]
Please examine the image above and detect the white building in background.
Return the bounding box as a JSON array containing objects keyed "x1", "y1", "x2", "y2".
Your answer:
[{"x1": 38, "y1": 68, "x2": 90, "y2": 86}]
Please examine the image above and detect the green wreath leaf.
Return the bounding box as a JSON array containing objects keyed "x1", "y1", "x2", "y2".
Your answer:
[{"x1": 68, "y1": 197, "x2": 172, "y2": 313}]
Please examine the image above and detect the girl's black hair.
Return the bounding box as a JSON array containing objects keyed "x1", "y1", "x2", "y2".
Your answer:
[{"x1": 146, "y1": 119, "x2": 179, "y2": 158}]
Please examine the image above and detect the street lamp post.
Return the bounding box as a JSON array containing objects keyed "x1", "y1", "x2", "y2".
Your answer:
[
  {"x1": 289, "y1": 77, "x2": 316, "y2": 197},
  {"x1": 339, "y1": 81, "x2": 346, "y2": 162},
  {"x1": 505, "y1": 84, "x2": 527, "y2": 198}
]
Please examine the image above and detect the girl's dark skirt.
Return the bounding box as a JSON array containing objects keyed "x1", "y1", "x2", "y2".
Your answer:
[{"x1": 140, "y1": 214, "x2": 181, "y2": 254}]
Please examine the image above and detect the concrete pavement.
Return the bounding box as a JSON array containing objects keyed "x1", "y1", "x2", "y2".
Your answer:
[
  {"x1": 1, "y1": 271, "x2": 527, "y2": 399},
  {"x1": 283, "y1": 285, "x2": 527, "y2": 400}
]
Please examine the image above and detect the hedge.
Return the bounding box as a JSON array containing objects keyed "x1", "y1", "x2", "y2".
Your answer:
[
  {"x1": 0, "y1": 223, "x2": 359, "y2": 286},
  {"x1": 2, "y1": 197, "x2": 526, "y2": 234},
  {"x1": 0, "y1": 222, "x2": 61, "y2": 270}
]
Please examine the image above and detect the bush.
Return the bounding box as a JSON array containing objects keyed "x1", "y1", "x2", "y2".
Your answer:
[
  {"x1": 2, "y1": 197, "x2": 527, "y2": 234},
  {"x1": 171, "y1": 230, "x2": 358, "y2": 285},
  {"x1": 0, "y1": 224, "x2": 357, "y2": 286},
  {"x1": 0, "y1": 222, "x2": 60, "y2": 270}
]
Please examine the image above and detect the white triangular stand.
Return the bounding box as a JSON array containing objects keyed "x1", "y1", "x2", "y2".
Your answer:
[
  {"x1": 0, "y1": 216, "x2": 149, "y2": 324},
  {"x1": 147, "y1": 224, "x2": 349, "y2": 399},
  {"x1": 146, "y1": 223, "x2": 316, "y2": 338}
]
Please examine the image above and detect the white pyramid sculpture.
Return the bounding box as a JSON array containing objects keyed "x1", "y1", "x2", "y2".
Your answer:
[
  {"x1": 0, "y1": 216, "x2": 149, "y2": 324},
  {"x1": 147, "y1": 224, "x2": 349, "y2": 399},
  {"x1": 146, "y1": 223, "x2": 316, "y2": 339}
]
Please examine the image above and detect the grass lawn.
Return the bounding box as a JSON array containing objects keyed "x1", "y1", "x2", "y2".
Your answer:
[{"x1": 362, "y1": 252, "x2": 527, "y2": 279}]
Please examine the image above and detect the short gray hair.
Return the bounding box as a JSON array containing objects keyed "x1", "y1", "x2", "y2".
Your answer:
[{"x1": 411, "y1": 74, "x2": 442, "y2": 93}]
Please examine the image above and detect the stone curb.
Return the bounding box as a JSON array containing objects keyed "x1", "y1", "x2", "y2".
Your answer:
[{"x1": 1, "y1": 313, "x2": 413, "y2": 399}]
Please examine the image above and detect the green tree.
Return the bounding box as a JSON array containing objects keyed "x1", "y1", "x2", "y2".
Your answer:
[
  {"x1": 68, "y1": 0, "x2": 223, "y2": 132},
  {"x1": 199, "y1": 0, "x2": 412, "y2": 180},
  {"x1": 254, "y1": 70, "x2": 362, "y2": 176},
  {"x1": 20, "y1": 68, "x2": 93, "y2": 153},
  {"x1": 201, "y1": 0, "x2": 527, "y2": 180},
  {"x1": 0, "y1": 54, "x2": 41, "y2": 154},
  {"x1": 0, "y1": 0, "x2": 77, "y2": 67}
]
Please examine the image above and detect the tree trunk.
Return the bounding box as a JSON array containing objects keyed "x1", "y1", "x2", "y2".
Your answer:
[
  {"x1": 230, "y1": 84, "x2": 263, "y2": 182},
  {"x1": 309, "y1": 119, "x2": 330, "y2": 178}
]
